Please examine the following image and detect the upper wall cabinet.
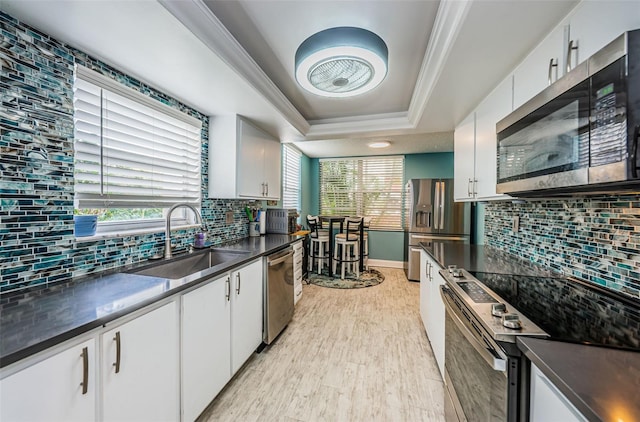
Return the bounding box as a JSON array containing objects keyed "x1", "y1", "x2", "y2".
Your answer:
[
  {"x1": 513, "y1": 24, "x2": 567, "y2": 110},
  {"x1": 514, "y1": 1, "x2": 640, "y2": 110},
  {"x1": 209, "y1": 115, "x2": 281, "y2": 200},
  {"x1": 567, "y1": 1, "x2": 640, "y2": 69},
  {"x1": 454, "y1": 77, "x2": 513, "y2": 202}
]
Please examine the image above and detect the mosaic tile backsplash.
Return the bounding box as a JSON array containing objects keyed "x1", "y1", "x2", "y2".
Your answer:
[
  {"x1": 0, "y1": 12, "x2": 257, "y2": 293},
  {"x1": 485, "y1": 196, "x2": 640, "y2": 300}
]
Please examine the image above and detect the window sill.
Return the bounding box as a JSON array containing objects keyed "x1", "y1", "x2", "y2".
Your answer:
[{"x1": 74, "y1": 224, "x2": 201, "y2": 243}]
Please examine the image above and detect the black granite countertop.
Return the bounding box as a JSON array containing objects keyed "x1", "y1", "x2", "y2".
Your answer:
[
  {"x1": 420, "y1": 240, "x2": 559, "y2": 277},
  {"x1": 518, "y1": 337, "x2": 640, "y2": 422},
  {"x1": 0, "y1": 234, "x2": 302, "y2": 368}
]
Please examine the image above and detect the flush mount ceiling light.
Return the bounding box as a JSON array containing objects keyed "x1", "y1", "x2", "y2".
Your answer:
[
  {"x1": 295, "y1": 27, "x2": 388, "y2": 97},
  {"x1": 368, "y1": 141, "x2": 391, "y2": 148}
]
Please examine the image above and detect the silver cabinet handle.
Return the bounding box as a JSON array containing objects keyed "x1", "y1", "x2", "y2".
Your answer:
[
  {"x1": 80, "y1": 346, "x2": 89, "y2": 395},
  {"x1": 473, "y1": 178, "x2": 478, "y2": 196},
  {"x1": 467, "y1": 178, "x2": 473, "y2": 197},
  {"x1": 566, "y1": 39, "x2": 578, "y2": 73},
  {"x1": 261, "y1": 183, "x2": 265, "y2": 196},
  {"x1": 548, "y1": 58, "x2": 558, "y2": 85},
  {"x1": 113, "y1": 331, "x2": 121, "y2": 374},
  {"x1": 265, "y1": 182, "x2": 269, "y2": 196},
  {"x1": 235, "y1": 272, "x2": 241, "y2": 295},
  {"x1": 225, "y1": 276, "x2": 231, "y2": 301}
]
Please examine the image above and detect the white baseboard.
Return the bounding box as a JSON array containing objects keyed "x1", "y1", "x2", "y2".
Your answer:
[{"x1": 368, "y1": 259, "x2": 405, "y2": 269}]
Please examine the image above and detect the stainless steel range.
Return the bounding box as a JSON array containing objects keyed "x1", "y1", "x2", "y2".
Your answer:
[{"x1": 440, "y1": 268, "x2": 548, "y2": 422}]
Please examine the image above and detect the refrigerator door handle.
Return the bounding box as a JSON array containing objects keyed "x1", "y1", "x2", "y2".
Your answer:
[
  {"x1": 439, "y1": 181, "x2": 445, "y2": 230},
  {"x1": 434, "y1": 181, "x2": 440, "y2": 230}
]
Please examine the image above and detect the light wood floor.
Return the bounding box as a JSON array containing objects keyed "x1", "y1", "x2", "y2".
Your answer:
[{"x1": 199, "y1": 267, "x2": 445, "y2": 422}]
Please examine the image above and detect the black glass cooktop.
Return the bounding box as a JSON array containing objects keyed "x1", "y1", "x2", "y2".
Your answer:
[{"x1": 470, "y1": 271, "x2": 640, "y2": 351}]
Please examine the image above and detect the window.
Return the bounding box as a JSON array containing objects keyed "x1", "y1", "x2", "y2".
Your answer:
[
  {"x1": 282, "y1": 144, "x2": 301, "y2": 210},
  {"x1": 319, "y1": 156, "x2": 404, "y2": 231},
  {"x1": 73, "y1": 66, "x2": 202, "y2": 231}
]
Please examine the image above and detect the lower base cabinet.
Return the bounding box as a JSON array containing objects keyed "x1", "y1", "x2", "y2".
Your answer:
[
  {"x1": 530, "y1": 364, "x2": 586, "y2": 422},
  {"x1": 0, "y1": 339, "x2": 96, "y2": 422},
  {"x1": 182, "y1": 275, "x2": 231, "y2": 422},
  {"x1": 1, "y1": 258, "x2": 265, "y2": 422},
  {"x1": 102, "y1": 302, "x2": 179, "y2": 422},
  {"x1": 419, "y1": 250, "x2": 446, "y2": 379}
]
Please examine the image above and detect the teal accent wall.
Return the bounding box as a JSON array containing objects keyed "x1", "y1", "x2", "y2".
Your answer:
[
  {"x1": 300, "y1": 153, "x2": 313, "y2": 224},
  {"x1": 303, "y1": 152, "x2": 455, "y2": 261},
  {"x1": 404, "y1": 152, "x2": 454, "y2": 181}
]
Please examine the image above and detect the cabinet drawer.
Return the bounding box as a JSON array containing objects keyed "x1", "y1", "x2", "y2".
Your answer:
[
  {"x1": 294, "y1": 253, "x2": 303, "y2": 268},
  {"x1": 294, "y1": 268, "x2": 303, "y2": 285},
  {"x1": 292, "y1": 241, "x2": 303, "y2": 253}
]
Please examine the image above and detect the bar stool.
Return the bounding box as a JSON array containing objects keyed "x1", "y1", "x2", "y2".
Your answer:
[
  {"x1": 360, "y1": 217, "x2": 371, "y2": 270},
  {"x1": 307, "y1": 216, "x2": 329, "y2": 275},
  {"x1": 333, "y1": 217, "x2": 362, "y2": 279}
]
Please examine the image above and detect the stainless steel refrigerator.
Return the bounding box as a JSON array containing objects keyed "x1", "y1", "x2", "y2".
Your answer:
[{"x1": 404, "y1": 178, "x2": 470, "y2": 281}]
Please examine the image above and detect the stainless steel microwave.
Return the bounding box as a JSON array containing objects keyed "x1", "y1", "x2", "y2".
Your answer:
[{"x1": 496, "y1": 29, "x2": 640, "y2": 196}]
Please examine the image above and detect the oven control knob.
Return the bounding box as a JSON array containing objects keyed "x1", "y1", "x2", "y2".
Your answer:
[
  {"x1": 491, "y1": 303, "x2": 507, "y2": 317},
  {"x1": 452, "y1": 269, "x2": 463, "y2": 278},
  {"x1": 502, "y1": 314, "x2": 522, "y2": 329}
]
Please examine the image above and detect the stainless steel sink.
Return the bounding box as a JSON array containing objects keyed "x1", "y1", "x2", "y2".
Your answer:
[{"x1": 131, "y1": 249, "x2": 251, "y2": 280}]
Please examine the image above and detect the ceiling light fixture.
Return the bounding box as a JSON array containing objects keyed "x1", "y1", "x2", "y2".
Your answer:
[
  {"x1": 368, "y1": 141, "x2": 391, "y2": 148},
  {"x1": 295, "y1": 27, "x2": 388, "y2": 98}
]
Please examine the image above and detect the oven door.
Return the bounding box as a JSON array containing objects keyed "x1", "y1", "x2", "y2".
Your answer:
[{"x1": 441, "y1": 286, "x2": 509, "y2": 422}]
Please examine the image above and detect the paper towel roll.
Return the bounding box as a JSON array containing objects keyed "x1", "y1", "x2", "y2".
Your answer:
[{"x1": 259, "y1": 211, "x2": 266, "y2": 234}]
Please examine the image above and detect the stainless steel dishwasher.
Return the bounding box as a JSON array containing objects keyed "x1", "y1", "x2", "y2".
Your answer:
[{"x1": 263, "y1": 246, "x2": 294, "y2": 344}]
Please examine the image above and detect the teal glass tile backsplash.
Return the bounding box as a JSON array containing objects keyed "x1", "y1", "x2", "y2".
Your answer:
[
  {"x1": 485, "y1": 196, "x2": 640, "y2": 300},
  {"x1": 0, "y1": 11, "x2": 256, "y2": 293}
]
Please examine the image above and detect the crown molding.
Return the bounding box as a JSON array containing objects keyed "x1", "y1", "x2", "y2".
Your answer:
[
  {"x1": 158, "y1": 0, "x2": 310, "y2": 135},
  {"x1": 407, "y1": 0, "x2": 472, "y2": 125},
  {"x1": 305, "y1": 112, "x2": 413, "y2": 138}
]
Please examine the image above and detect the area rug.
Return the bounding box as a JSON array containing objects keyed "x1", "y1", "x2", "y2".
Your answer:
[{"x1": 307, "y1": 268, "x2": 384, "y2": 289}]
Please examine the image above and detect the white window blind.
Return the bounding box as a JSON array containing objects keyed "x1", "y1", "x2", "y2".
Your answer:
[
  {"x1": 319, "y1": 156, "x2": 404, "y2": 231},
  {"x1": 73, "y1": 66, "x2": 202, "y2": 209},
  {"x1": 282, "y1": 144, "x2": 301, "y2": 210}
]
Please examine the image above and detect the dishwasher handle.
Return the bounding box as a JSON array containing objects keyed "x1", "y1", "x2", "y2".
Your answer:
[{"x1": 268, "y1": 249, "x2": 294, "y2": 266}]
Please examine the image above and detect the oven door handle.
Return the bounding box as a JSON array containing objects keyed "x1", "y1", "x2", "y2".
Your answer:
[{"x1": 441, "y1": 287, "x2": 507, "y2": 372}]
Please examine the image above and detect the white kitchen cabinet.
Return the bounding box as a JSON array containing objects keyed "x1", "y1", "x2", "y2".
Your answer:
[
  {"x1": 102, "y1": 302, "x2": 179, "y2": 422},
  {"x1": 230, "y1": 259, "x2": 263, "y2": 375},
  {"x1": 209, "y1": 114, "x2": 281, "y2": 200},
  {"x1": 567, "y1": 1, "x2": 640, "y2": 70},
  {"x1": 0, "y1": 339, "x2": 96, "y2": 422},
  {"x1": 454, "y1": 76, "x2": 512, "y2": 202},
  {"x1": 420, "y1": 249, "x2": 446, "y2": 379},
  {"x1": 530, "y1": 364, "x2": 586, "y2": 422},
  {"x1": 182, "y1": 275, "x2": 231, "y2": 422},
  {"x1": 513, "y1": 24, "x2": 567, "y2": 110},
  {"x1": 453, "y1": 112, "x2": 476, "y2": 201}
]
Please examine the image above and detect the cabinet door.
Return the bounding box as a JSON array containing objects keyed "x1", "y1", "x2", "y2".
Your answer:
[
  {"x1": 102, "y1": 302, "x2": 178, "y2": 422},
  {"x1": 262, "y1": 137, "x2": 282, "y2": 200},
  {"x1": 454, "y1": 112, "x2": 476, "y2": 201},
  {"x1": 419, "y1": 250, "x2": 430, "y2": 335},
  {"x1": 474, "y1": 77, "x2": 512, "y2": 201},
  {"x1": 237, "y1": 120, "x2": 266, "y2": 198},
  {"x1": 530, "y1": 364, "x2": 586, "y2": 422},
  {"x1": 568, "y1": 1, "x2": 640, "y2": 70},
  {"x1": 182, "y1": 276, "x2": 231, "y2": 422},
  {"x1": 230, "y1": 260, "x2": 263, "y2": 374},
  {"x1": 1, "y1": 339, "x2": 95, "y2": 422},
  {"x1": 428, "y1": 263, "x2": 446, "y2": 380},
  {"x1": 513, "y1": 25, "x2": 566, "y2": 109}
]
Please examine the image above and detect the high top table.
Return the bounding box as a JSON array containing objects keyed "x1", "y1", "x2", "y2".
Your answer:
[{"x1": 319, "y1": 216, "x2": 365, "y2": 277}]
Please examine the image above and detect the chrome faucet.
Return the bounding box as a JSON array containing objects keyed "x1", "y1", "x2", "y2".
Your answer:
[{"x1": 165, "y1": 203, "x2": 203, "y2": 259}]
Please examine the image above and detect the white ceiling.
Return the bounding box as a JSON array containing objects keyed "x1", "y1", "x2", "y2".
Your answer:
[{"x1": 1, "y1": 0, "x2": 579, "y2": 158}]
